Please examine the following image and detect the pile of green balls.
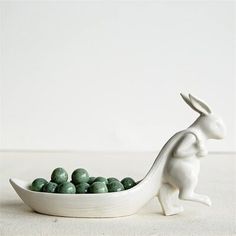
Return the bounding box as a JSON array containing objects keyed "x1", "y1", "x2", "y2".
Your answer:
[{"x1": 30, "y1": 167, "x2": 137, "y2": 194}]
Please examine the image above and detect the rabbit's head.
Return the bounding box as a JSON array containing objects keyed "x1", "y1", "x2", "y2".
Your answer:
[{"x1": 180, "y1": 93, "x2": 226, "y2": 140}]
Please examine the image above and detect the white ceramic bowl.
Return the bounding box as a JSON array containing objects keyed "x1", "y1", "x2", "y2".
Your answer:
[
  {"x1": 10, "y1": 131, "x2": 186, "y2": 218},
  {"x1": 9, "y1": 177, "x2": 160, "y2": 218}
]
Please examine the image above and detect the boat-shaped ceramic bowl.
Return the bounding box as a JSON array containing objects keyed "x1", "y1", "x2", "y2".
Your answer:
[{"x1": 10, "y1": 131, "x2": 185, "y2": 218}]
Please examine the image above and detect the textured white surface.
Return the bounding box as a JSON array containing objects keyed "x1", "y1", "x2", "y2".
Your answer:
[{"x1": 0, "y1": 152, "x2": 235, "y2": 236}]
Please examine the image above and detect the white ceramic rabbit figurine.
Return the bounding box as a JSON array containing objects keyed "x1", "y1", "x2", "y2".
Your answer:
[{"x1": 158, "y1": 93, "x2": 226, "y2": 216}]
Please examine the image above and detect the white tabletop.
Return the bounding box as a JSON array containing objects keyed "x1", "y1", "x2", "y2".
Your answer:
[{"x1": 0, "y1": 151, "x2": 235, "y2": 236}]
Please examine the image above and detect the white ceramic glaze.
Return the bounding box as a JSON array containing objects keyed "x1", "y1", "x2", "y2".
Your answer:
[{"x1": 10, "y1": 93, "x2": 226, "y2": 217}]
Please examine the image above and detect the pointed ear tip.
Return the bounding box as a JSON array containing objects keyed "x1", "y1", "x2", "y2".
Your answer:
[
  {"x1": 189, "y1": 94, "x2": 195, "y2": 101},
  {"x1": 180, "y1": 92, "x2": 187, "y2": 97}
]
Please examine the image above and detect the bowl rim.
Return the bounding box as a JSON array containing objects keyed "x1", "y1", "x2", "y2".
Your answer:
[{"x1": 9, "y1": 177, "x2": 143, "y2": 197}]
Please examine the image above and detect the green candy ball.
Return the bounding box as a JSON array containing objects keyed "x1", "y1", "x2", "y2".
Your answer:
[
  {"x1": 107, "y1": 181, "x2": 124, "y2": 192},
  {"x1": 76, "y1": 183, "x2": 90, "y2": 194},
  {"x1": 107, "y1": 177, "x2": 119, "y2": 184},
  {"x1": 42, "y1": 182, "x2": 58, "y2": 193},
  {"x1": 93, "y1": 177, "x2": 108, "y2": 185},
  {"x1": 51, "y1": 167, "x2": 68, "y2": 184},
  {"x1": 121, "y1": 177, "x2": 136, "y2": 190},
  {"x1": 88, "y1": 176, "x2": 96, "y2": 184},
  {"x1": 71, "y1": 168, "x2": 89, "y2": 185},
  {"x1": 31, "y1": 178, "x2": 48, "y2": 192},
  {"x1": 57, "y1": 182, "x2": 76, "y2": 194},
  {"x1": 88, "y1": 182, "x2": 108, "y2": 194}
]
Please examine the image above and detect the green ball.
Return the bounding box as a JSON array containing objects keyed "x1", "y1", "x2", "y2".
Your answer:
[
  {"x1": 93, "y1": 177, "x2": 108, "y2": 185},
  {"x1": 51, "y1": 167, "x2": 68, "y2": 184},
  {"x1": 88, "y1": 177, "x2": 96, "y2": 184},
  {"x1": 121, "y1": 177, "x2": 136, "y2": 190},
  {"x1": 31, "y1": 178, "x2": 48, "y2": 192},
  {"x1": 107, "y1": 177, "x2": 119, "y2": 183},
  {"x1": 57, "y1": 182, "x2": 76, "y2": 194},
  {"x1": 88, "y1": 182, "x2": 108, "y2": 193},
  {"x1": 71, "y1": 168, "x2": 89, "y2": 184},
  {"x1": 76, "y1": 183, "x2": 90, "y2": 194},
  {"x1": 107, "y1": 181, "x2": 124, "y2": 192},
  {"x1": 42, "y1": 182, "x2": 58, "y2": 193}
]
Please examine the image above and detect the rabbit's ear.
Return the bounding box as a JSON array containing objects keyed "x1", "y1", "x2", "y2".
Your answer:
[
  {"x1": 189, "y1": 94, "x2": 212, "y2": 115},
  {"x1": 180, "y1": 93, "x2": 200, "y2": 113}
]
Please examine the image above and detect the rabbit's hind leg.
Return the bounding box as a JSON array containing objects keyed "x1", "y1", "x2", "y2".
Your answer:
[
  {"x1": 179, "y1": 191, "x2": 211, "y2": 206},
  {"x1": 178, "y1": 181, "x2": 211, "y2": 206},
  {"x1": 170, "y1": 161, "x2": 211, "y2": 206},
  {"x1": 158, "y1": 183, "x2": 184, "y2": 216}
]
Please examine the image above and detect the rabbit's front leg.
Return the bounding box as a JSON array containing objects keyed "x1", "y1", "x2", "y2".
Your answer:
[{"x1": 196, "y1": 141, "x2": 208, "y2": 157}]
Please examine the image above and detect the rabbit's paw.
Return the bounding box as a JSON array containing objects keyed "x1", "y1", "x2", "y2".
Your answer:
[
  {"x1": 198, "y1": 194, "x2": 212, "y2": 206},
  {"x1": 197, "y1": 149, "x2": 208, "y2": 157},
  {"x1": 196, "y1": 142, "x2": 208, "y2": 157},
  {"x1": 203, "y1": 196, "x2": 212, "y2": 206},
  {"x1": 164, "y1": 205, "x2": 184, "y2": 216}
]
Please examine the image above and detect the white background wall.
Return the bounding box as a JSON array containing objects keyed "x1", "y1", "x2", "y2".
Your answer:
[{"x1": 0, "y1": 1, "x2": 235, "y2": 152}]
